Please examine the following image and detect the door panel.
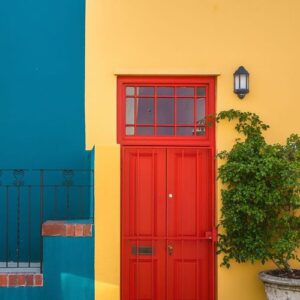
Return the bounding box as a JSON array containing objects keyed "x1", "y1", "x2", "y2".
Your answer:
[
  {"x1": 166, "y1": 240, "x2": 211, "y2": 300},
  {"x1": 122, "y1": 148, "x2": 166, "y2": 238},
  {"x1": 166, "y1": 149, "x2": 212, "y2": 300},
  {"x1": 122, "y1": 147, "x2": 213, "y2": 300},
  {"x1": 167, "y1": 148, "x2": 211, "y2": 238},
  {"x1": 122, "y1": 148, "x2": 167, "y2": 300},
  {"x1": 123, "y1": 240, "x2": 166, "y2": 300}
]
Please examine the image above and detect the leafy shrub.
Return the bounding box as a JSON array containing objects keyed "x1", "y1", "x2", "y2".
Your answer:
[{"x1": 216, "y1": 109, "x2": 300, "y2": 272}]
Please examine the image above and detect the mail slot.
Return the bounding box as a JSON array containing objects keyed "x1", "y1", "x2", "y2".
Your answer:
[{"x1": 132, "y1": 246, "x2": 154, "y2": 255}]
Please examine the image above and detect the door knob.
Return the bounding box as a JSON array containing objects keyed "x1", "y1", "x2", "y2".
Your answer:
[{"x1": 167, "y1": 244, "x2": 174, "y2": 256}]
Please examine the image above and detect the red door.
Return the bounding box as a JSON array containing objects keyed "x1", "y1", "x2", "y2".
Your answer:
[{"x1": 121, "y1": 147, "x2": 214, "y2": 300}]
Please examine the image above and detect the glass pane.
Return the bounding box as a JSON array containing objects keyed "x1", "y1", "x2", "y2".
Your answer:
[
  {"x1": 176, "y1": 98, "x2": 194, "y2": 125},
  {"x1": 136, "y1": 127, "x2": 154, "y2": 136},
  {"x1": 196, "y1": 87, "x2": 206, "y2": 96},
  {"x1": 240, "y1": 74, "x2": 247, "y2": 89},
  {"x1": 125, "y1": 126, "x2": 134, "y2": 136},
  {"x1": 126, "y1": 98, "x2": 135, "y2": 124},
  {"x1": 176, "y1": 87, "x2": 194, "y2": 97},
  {"x1": 157, "y1": 98, "x2": 174, "y2": 125},
  {"x1": 196, "y1": 98, "x2": 206, "y2": 125},
  {"x1": 195, "y1": 127, "x2": 206, "y2": 136},
  {"x1": 235, "y1": 75, "x2": 240, "y2": 89},
  {"x1": 126, "y1": 87, "x2": 135, "y2": 96},
  {"x1": 157, "y1": 87, "x2": 174, "y2": 96},
  {"x1": 137, "y1": 87, "x2": 154, "y2": 96},
  {"x1": 157, "y1": 127, "x2": 174, "y2": 136},
  {"x1": 176, "y1": 127, "x2": 194, "y2": 136},
  {"x1": 137, "y1": 98, "x2": 154, "y2": 124}
]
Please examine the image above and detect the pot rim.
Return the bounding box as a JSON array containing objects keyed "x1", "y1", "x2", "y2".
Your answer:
[{"x1": 259, "y1": 270, "x2": 300, "y2": 287}]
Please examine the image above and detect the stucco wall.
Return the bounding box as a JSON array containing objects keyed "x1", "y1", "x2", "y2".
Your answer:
[
  {"x1": 0, "y1": 0, "x2": 87, "y2": 169},
  {"x1": 85, "y1": 0, "x2": 300, "y2": 299}
]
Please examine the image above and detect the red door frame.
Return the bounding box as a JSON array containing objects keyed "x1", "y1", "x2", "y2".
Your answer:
[
  {"x1": 117, "y1": 76, "x2": 216, "y2": 146},
  {"x1": 118, "y1": 76, "x2": 217, "y2": 300}
]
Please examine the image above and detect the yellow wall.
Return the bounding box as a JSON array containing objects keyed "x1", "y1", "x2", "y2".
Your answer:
[{"x1": 85, "y1": 0, "x2": 300, "y2": 299}]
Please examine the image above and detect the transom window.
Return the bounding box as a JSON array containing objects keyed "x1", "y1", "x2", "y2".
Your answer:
[{"x1": 117, "y1": 76, "x2": 215, "y2": 145}]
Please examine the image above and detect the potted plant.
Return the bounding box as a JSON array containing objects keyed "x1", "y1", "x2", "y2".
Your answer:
[{"x1": 216, "y1": 109, "x2": 300, "y2": 299}]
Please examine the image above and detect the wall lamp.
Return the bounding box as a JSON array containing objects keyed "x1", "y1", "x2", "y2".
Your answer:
[{"x1": 234, "y1": 66, "x2": 249, "y2": 99}]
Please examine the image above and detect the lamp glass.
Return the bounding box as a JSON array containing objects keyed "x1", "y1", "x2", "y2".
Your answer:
[
  {"x1": 240, "y1": 74, "x2": 247, "y2": 89},
  {"x1": 235, "y1": 75, "x2": 240, "y2": 89}
]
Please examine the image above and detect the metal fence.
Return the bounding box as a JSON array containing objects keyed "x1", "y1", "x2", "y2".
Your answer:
[{"x1": 0, "y1": 169, "x2": 94, "y2": 272}]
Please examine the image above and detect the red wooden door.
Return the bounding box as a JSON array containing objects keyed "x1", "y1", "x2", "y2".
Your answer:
[{"x1": 121, "y1": 147, "x2": 214, "y2": 300}]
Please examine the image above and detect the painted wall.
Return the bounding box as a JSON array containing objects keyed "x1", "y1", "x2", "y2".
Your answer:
[
  {"x1": 0, "y1": 0, "x2": 86, "y2": 169},
  {"x1": 43, "y1": 234, "x2": 94, "y2": 300},
  {"x1": 0, "y1": 1, "x2": 94, "y2": 300},
  {"x1": 85, "y1": 0, "x2": 300, "y2": 299},
  {"x1": 0, "y1": 0, "x2": 93, "y2": 263},
  {"x1": 0, "y1": 234, "x2": 94, "y2": 300}
]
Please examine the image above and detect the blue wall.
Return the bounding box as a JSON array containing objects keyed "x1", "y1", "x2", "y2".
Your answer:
[
  {"x1": 0, "y1": 233, "x2": 94, "y2": 300},
  {"x1": 0, "y1": 0, "x2": 94, "y2": 299},
  {"x1": 0, "y1": 0, "x2": 86, "y2": 169}
]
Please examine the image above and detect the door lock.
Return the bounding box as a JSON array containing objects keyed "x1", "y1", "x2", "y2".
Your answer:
[{"x1": 167, "y1": 244, "x2": 174, "y2": 256}]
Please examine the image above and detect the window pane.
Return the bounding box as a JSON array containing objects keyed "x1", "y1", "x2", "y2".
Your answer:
[
  {"x1": 157, "y1": 127, "x2": 174, "y2": 136},
  {"x1": 176, "y1": 87, "x2": 194, "y2": 97},
  {"x1": 137, "y1": 98, "x2": 154, "y2": 124},
  {"x1": 196, "y1": 87, "x2": 206, "y2": 96},
  {"x1": 136, "y1": 127, "x2": 154, "y2": 136},
  {"x1": 137, "y1": 87, "x2": 154, "y2": 96},
  {"x1": 126, "y1": 98, "x2": 135, "y2": 124},
  {"x1": 176, "y1": 98, "x2": 194, "y2": 125},
  {"x1": 125, "y1": 126, "x2": 134, "y2": 136},
  {"x1": 176, "y1": 127, "x2": 194, "y2": 136},
  {"x1": 126, "y1": 87, "x2": 135, "y2": 96},
  {"x1": 157, "y1": 98, "x2": 174, "y2": 125},
  {"x1": 195, "y1": 127, "x2": 206, "y2": 136},
  {"x1": 157, "y1": 87, "x2": 174, "y2": 96},
  {"x1": 196, "y1": 98, "x2": 206, "y2": 125}
]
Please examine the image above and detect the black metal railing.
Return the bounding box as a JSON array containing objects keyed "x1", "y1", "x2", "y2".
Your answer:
[{"x1": 0, "y1": 169, "x2": 94, "y2": 272}]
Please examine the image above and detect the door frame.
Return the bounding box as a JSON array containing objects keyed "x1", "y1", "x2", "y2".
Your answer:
[{"x1": 118, "y1": 76, "x2": 216, "y2": 300}]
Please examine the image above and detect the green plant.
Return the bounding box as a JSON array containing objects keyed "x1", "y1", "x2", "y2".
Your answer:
[{"x1": 216, "y1": 109, "x2": 300, "y2": 274}]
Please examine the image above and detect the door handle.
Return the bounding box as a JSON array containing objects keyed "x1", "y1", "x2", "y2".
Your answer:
[{"x1": 167, "y1": 244, "x2": 174, "y2": 256}]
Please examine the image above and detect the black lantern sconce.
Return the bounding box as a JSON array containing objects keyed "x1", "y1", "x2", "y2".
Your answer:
[{"x1": 234, "y1": 66, "x2": 249, "y2": 99}]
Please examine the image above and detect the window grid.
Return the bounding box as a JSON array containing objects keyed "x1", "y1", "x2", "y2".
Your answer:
[{"x1": 125, "y1": 85, "x2": 207, "y2": 137}]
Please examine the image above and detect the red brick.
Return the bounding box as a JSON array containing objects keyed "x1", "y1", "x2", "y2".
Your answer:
[
  {"x1": 75, "y1": 224, "x2": 84, "y2": 236},
  {"x1": 0, "y1": 275, "x2": 8, "y2": 287},
  {"x1": 83, "y1": 224, "x2": 92, "y2": 236},
  {"x1": 66, "y1": 224, "x2": 75, "y2": 236},
  {"x1": 25, "y1": 274, "x2": 34, "y2": 286},
  {"x1": 8, "y1": 274, "x2": 26, "y2": 286},
  {"x1": 42, "y1": 222, "x2": 66, "y2": 236},
  {"x1": 34, "y1": 274, "x2": 43, "y2": 286}
]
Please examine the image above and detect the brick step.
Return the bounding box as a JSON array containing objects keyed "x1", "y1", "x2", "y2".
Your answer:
[{"x1": 0, "y1": 273, "x2": 43, "y2": 287}]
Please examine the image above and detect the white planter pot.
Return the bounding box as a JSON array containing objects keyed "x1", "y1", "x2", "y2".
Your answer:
[{"x1": 259, "y1": 270, "x2": 300, "y2": 300}]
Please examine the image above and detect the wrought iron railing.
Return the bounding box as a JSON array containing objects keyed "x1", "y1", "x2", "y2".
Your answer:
[{"x1": 0, "y1": 169, "x2": 94, "y2": 272}]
